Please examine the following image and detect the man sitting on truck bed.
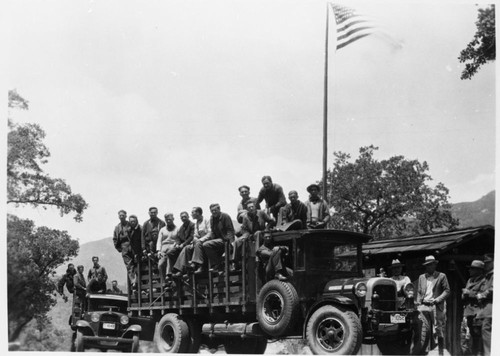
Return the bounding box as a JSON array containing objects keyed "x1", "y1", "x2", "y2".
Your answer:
[
  {"x1": 156, "y1": 213, "x2": 180, "y2": 286},
  {"x1": 256, "y1": 232, "x2": 290, "y2": 281},
  {"x1": 233, "y1": 201, "x2": 275, "y2": 271},
  {"x1": 191, "y1": 203, "x2": 235, "y2": 275},
  {"x1": 142, "y1": 207, "x2": 166, "y2": 257},
  {"x1": 172, "y1": 211, "x2": 196, "y2": 278}
]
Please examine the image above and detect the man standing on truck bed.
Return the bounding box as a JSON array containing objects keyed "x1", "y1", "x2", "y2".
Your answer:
[
  {"x1": 256, "y1": 176, "x2": 286, "y2": 220},
  {"x1": 191, "y1": 203, "x2": 235, "y2": 274},
  {"x1": 304, "y1": 183, "x2": 330, "y2": 229},
  {"x1": 416, "y1": 255, "x2": 450, "y2": 356},
  {"x1": 113, "y1": 210, "x2": 136, "y2": 286},
  {"x1": 142, "y1": 207, "x2": 165, "y2": 257}
]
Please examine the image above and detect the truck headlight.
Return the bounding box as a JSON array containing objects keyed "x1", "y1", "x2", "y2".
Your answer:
[
  {"x1": 403, "y1": 282, "x2": 415, "y2": 299},
  {"x1": 120, "y1": 315, "x2": 129, "y2": 325},
  {"x1": 354, "y1": 282, "x2": 367, "y2": 298},
  {"x1": 90, "y1": 313, "x2": 100, "y2": 323}
]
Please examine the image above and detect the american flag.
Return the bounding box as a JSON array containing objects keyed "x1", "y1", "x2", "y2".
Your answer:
[{"x1": 330, "y1": 3, "x2": 378, "y2": 50}]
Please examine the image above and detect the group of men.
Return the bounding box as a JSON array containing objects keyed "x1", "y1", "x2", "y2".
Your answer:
[
  {"x1": 112, "y1": 176, "x2": 331, "y2": 288},
  {"x1": 58, "y1": 256, "x2": 120, "y2": 309},
  {"x1": 385, "y1": 253, "x2": 494, "y2": 356}
]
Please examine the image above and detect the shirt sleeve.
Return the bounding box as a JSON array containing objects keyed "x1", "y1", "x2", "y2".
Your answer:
[{"x1": 156, "y1": 229, "x2": 163, "y2": 252}]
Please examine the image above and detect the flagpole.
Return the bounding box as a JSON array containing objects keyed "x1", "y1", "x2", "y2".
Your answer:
[{"x1": 322, "y1": 3, "x2": 329, "y2": 201}]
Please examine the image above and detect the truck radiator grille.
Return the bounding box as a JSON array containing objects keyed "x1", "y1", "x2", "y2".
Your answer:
[{"x1": 372, "y1": 284, "x2": 396, "y2": 311}]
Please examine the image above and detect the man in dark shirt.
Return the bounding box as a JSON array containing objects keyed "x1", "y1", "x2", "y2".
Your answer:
[
  {"x1": 233, "y1": 201, "x2": 275, "y2": 269},
  {"x1": 58, "y1": 263, "x2": 76, "y2": 302},
  {"x1": 113, "y1": 210, "x2": 136, "y2": 286},
  {"x1": 256, "y1": 232, "x2": 290, "y2": 281},
  {"x1": 256, "y1": 176, "x2": 286, "y2": 219},
  {"x1": 142, "y1": 207, "x2": 166, "y2": 256},
  {"x1": 73, "y1": 265, "x2": 87, "y2": 311},
  {"x1": 128, "y1": 215, "x2": 142, "y2": 260},
  {"x1": 107, "y1": 280, "x2": 123, "y2": 294},
  {"x1": 236, "y1": 185, "x2": 261, "y2": 223},
  {"x1": 279, "y1": 190, "x2": 308, "y2": 229},
  {"x1": 172, "y1": 211, "x2": 195, "y2": 277},
  {"x1": 87, "y1": 256, "x2": 108, "y2": 294},
  {"x1": 191, "y1": 203, "x2": 235, "y2": 274}
]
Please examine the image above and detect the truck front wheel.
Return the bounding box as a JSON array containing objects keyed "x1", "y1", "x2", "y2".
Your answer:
[
  {"x1": 155, "y1": 313, "x2": 190, "y2": 353},
  {"x1": 306, "y1": 305, "x2": 362, "y2": 355}
]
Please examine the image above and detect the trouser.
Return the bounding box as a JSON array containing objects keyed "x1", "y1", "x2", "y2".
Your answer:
[
  {"x1": 191, "y1": 238, "x2": 224, "y2": 268},
  {"x1": 158, "y1": 245, "x2": 181, "y2": 282},
  {"x1": 232, "y1": 231, "x2": 262, "y2": 262},
  {"x1": 482, "y1": 317, "x2": 492, "y2": 356},
  {"x1": 120, "y1": 241, "x2": 137, "y2": 284},
  {"x1": 75, "y1": 290, "x2": 88, "y2": 311},
  {"x1": 418, "y1": 304, "x2": 446, "y2": 348},
  {"x1": 174, "y1": 243, "x2": 195, "y2": 273}
]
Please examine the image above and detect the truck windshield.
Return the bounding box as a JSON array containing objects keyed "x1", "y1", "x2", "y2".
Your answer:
[
  {"x1": 308, "y1": 242, "x2": 359, "y2": 273},
  {"x1": 88, "y1": 298, "x2": 128, "y2": 313}
]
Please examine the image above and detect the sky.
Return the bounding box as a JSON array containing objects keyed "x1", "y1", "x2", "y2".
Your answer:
[{"x1": 6, "y1": 0, "x2": 496, "y2": 246}]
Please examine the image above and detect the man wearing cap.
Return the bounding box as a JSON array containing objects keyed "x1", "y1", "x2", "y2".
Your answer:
[
  {"x1": 461, "y1": 260, "x2": 486, "y2": 356},
  {"x1": 416, "y1": 255, "x2": 450, "y2": 356},
  {"x1": 256, "y1": 176, "x2": 286, "y2": 219},
  {"x1": 279, "y1": 190, "x2": 308, "y2": 229},
  {"x1": 476, "y1": 254, "x2": 494, "y2": 356},
  {"x1": 389, "y1": 259, "x2": 411, "y2": 308},
  {"x1": 304, "y1": 183, "x2": 330, "y2": 229},
  {"x1": 236, "y1": 185, "x2": 261, "y2": 223}
]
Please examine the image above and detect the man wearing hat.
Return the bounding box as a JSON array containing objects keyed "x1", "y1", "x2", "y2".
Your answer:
[
  {"x1": 476, "y1": 254, "x2": 494, "y2": 356},
  {"x1": 389, "y1": 259, "x2": 411, "y2": 290},
  {"x1": 461, "y1": 260, "x2": 486, "y2": 356},
  {"x1": 416, "y1": 255, "x2": 450, "y2": 356},
  {"x1": 304, "y1": 183, "x2": 330, "y2": 229}
]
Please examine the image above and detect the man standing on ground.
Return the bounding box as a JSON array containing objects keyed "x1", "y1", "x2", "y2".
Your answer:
[
  {"x1": 58, "y1": 263, "x2": 76, "y2": 302},
  {"x1": 461, "y1": 260, "x2": 486, "y2": 356},
  {"x1": 236, "y1": 185, "x2": 261, "y2": 223},
  {"x1": 142, "y1": 207, "x2": 166, "y2": 256},
  {"x1": 416, "y1": 255, "x2": 450, "y2": 356},
  {"x1": 304, "y1": 183, "x2": 330, "y2": 229},
  {"x1": 256, "y1": 176, "x2": 286, "y2": 220},
  {"x1": 476, "y1": 254, "x2": 494, "y2": 356}
]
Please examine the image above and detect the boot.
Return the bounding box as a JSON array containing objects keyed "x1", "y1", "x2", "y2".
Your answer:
[{"x1": 438, "y1": 337, "x2": 444, "y2": 356}]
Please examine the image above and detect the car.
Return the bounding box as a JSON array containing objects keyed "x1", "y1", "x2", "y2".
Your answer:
[{"x1": 70, "y1": 293, "x2": 142, "y2": 352}]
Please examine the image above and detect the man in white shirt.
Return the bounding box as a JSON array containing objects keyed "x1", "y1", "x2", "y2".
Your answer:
[{"x1": 156, "y1": 213, "x2": 180, "y2": 286}]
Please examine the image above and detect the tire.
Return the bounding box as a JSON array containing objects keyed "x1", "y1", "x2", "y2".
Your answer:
[
  {"x1": 154, "y1": 313, "x2": 190, "y2": 353},
  {"x1": 131, "y1": 334, "x2": 139, "y2": 353},
  {"x1": 75, "y1": 330, "x2": 85, "y2": 352},
  {"x1": 306, "y1": 305, "x2": 362, "y2": 355},
  {"x1": 256, "y1": 280, "x2": 299, "y2": 337},
  {"x1": 224, "y1": 337, "x2": 268, "y2": 354},
  {"x1": 185, "y1": 318, "x2": 202, "y2": 353},
  {"x1": 411, "y1": 312, "x2": 431, "y2": 355},
  {"x1": 376, "y1": 332, "x2": 412, "y2": 355}
]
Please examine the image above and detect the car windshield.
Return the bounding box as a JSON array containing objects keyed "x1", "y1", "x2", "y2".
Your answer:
[
  {"x1": 308, "y1": 242, "x2": 359, "y2": 273},
  {"x1": 88, "y1": 297, "x2": 128, "y2": 313}
]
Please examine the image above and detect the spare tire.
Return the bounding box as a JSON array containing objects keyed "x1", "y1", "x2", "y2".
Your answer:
[{"x1": 257, "y1": 280, "x2": 299, "y2": 337}]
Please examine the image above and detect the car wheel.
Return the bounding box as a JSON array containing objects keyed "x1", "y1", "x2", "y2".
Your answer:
[
  {"x1": 75, "y1": 330, "x2": 85, "y2": 352},
  {"x1": 154, "y1": 313, "x2": 190, "y2": 353},
  {"x1": 306, "y1": 305, "x2": 362, "y2": 355},
  {"x1": 256, "y1": 280, "x2": 299, "y2": 337},
  {"x1": 131, "y1": 334, "x2": 139, "y2": 353},
  {"x1": 224, "y1": 336, "x2": 268, "y2": 354}
]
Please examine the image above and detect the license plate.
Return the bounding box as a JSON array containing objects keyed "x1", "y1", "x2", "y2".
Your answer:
[
  {"x1": 103, "y1": 323, "x2": 116, "y2": 330},
  {"x1": 390, "y1": 313, "x2": 406, "y2": 324}
]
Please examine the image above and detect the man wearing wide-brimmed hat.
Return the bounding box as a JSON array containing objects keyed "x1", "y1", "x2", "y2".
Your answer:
[
  {"x1": 389, "y1": 259, "x2": 411, "y2": 291},
  {"x1": 476, "y1": 254, "x2": 494, "y2": 356},
  {"x1": 461, "y1": 260, "x2": 486, "y2": 356},
  {"x1": 304, "y1": 183, "x2": 330, "y2": 229},
  {"x1": 416, "y1": 255, "x2": 450, "y2": 356}
]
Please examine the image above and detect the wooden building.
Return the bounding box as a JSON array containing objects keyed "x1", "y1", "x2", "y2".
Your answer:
[{"x1": 362, "y1": 225, "x2": 495, "y2": 356}]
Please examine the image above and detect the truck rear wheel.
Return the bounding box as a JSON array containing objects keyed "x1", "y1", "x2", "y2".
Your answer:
[
  {"x1": 224, "y1": 336, "x2": 268, "y2": 354},
  {"x1": 155, "y1": 313, "x2": 190, "y2": 353},
  {"x1": 306, "y1": 305, "x2": 362, "y2": 355},
  {"x1": 257, "y1": 280, "x2": 299, "y2": 337}
]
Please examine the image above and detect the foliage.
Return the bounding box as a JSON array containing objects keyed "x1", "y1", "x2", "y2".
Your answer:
[
  {"x1": 322, "y1": 146, "x2": 458, "y2": 239},
  {"x1": 459, "y1": 5, "x2": 495, "y2": 80},
  {"x1": 7, "y1": 89, "x2": 88, "y2": 221},
  {"x1": 7, "y1": 214, "x2": 79, "y2": 342}
]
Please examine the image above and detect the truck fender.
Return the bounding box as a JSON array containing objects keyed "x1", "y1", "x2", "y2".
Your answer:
[
  {"x1": 302, "y1": 297, "x2": 358, "y2": 338},
  {"x1": 75, "y1": 320, "x2": 94, "y2": 335},
  {"x1": 125, "y1": 325, "x2": 142, "y2": 334}
]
